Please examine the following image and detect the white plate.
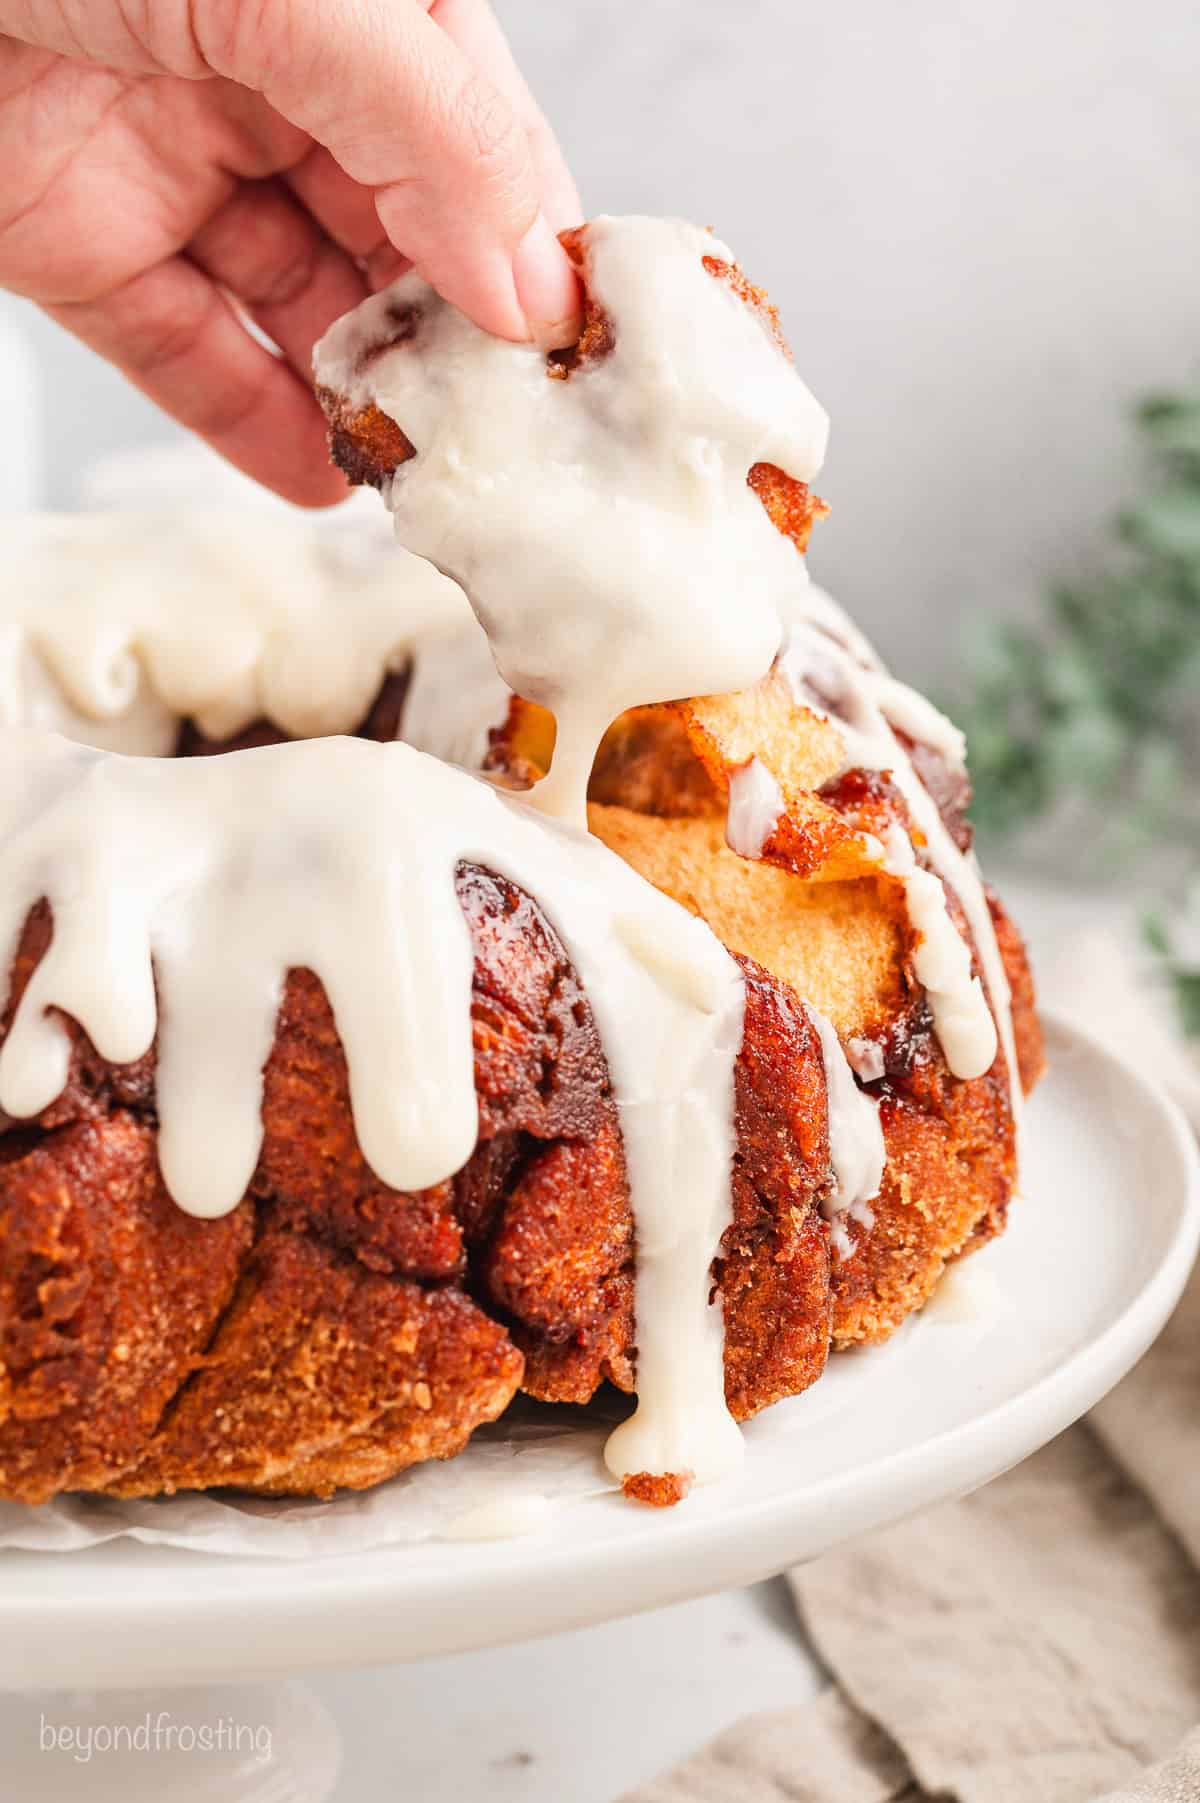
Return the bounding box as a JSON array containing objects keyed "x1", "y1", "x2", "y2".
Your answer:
[{"x1": 2, "y1": 1015, "x2": 1197, "y2": 1690}]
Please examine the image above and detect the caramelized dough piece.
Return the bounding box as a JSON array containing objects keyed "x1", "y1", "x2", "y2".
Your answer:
[
  {"x1": 989, "y1": 886, "x2": 1047, "y2": 1096},
  {"x1": 254, "y1": 867, "x2": 612, "y2": 1283},
  {"x1": 108, "y1": 1229, "x2": 520, "y2": 1499},
  {"x1": 720, "y1": 965, "x2": 833, "y2": 1418},
  {"x1": 487, "y1": 1120, "x2": 636, "y2": 1402},
  {"x1": 829, "y1": 890, "x2": 1042, "y2": 1345},
  {"x1": 623, "y1": 1471, "x2": 691, "y2": 1507},
  {"x1": 745, "y1": 461, "x2": 829, "y2": 552},
  {"x1": 322, "y1": 401, "x2": 414, "y2": 491},
  {"x1": 830, "y1": 1047, "x2": 1012, "y2": 1346},
  {"x1": 582, "y1": 705, "x2": 722, "y2": 819},
  {"x1": 590, "y1": 799, "x2": 1040, "y2": 1350},
  {"x1": 510, "y1": 955, "x2": 837, "y2": 1419},
  {"x1": 0, "y1": 1114, "x2": 251, "y2": 1502},
  {"x1": 321, "y1": 228, "x2": 828, "y2": 561}
]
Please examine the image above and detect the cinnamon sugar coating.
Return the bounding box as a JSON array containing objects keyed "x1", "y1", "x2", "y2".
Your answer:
[
  {"x1": 0, "y1": 232, "x2": 1044, "y2": 1506},
  {"x1": 0, "y1": 854, "x2": 855, "y2": 1500}
]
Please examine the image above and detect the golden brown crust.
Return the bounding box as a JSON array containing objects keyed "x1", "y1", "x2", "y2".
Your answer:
[
  {"x1": 989, "y1": 886, "x2": 1047, "y2": 1097},
  {"x1": 0, "y1": 849, "x2": 843, "y2": 1500},
  {"x1": 107, "y1": 1232, "x2": 521, "y2": 1500},
  {"x1": 0, "y1": 1115, "x2": 252, "y2": 1502},
  {"x1": 0, "y1": 711, "x2": 1042, "y2": 1503},
  {"x1": 719, "y1": 966, "x2": 833, "y2": 1417},
  {"x1": 0, "y1": 865, "x2": 618, "y2": 1500}
]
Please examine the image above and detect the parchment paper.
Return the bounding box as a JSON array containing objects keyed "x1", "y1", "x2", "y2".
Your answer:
[{"x1": 0, "y1": 1400, "x2": 621, "y2": 1559}]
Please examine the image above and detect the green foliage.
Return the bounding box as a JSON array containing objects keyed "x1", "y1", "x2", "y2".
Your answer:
[
  {"x1": 951, "y1": 387, "x2": 1200, "y2": 1032},
  {"x1": 1144, "y1": 907, "x2": 1200, "y2": 1041}
]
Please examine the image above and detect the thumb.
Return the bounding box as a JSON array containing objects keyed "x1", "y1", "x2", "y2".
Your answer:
[{"x1": 196, "y1": 0, "x2": 580, "y2": 346}]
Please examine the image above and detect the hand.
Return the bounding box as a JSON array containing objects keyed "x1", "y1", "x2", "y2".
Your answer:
[{"x1": 0, "y1": 0, "x2": 582, "y2": 504}]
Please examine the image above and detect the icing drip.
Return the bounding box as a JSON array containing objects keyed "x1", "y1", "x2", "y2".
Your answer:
[
  {"x1": 311, "y1": 213, "x2": 845, "y2": 1483},
  {"x1": 2, "y1": 513, "x2": 482, "y2": 747},
  {"x1": 787, "y1": 581, "x2": 884, "y2": 673},
  {"x1": 778, "y1": 612, "x2": 1013, "y2": 1095},
  {"x1": 399, "y1": 625, "x2": 512, "y2": 772},
  {"x1": 442, "y1": 1493, "x2": 554, "y2": 1542},
  {"x1": 859, "y1": 673, "x2": 966, "y2": 764},
  {"x1": 877, "y1": 823, "x2": 997, "y2": 1080},
  {"x1": 0, "y1": 728, "x2": 745, "y2": 1486},
  {"x1": 725, "y1": 757, "x2": 784, "y2": 859},
  {"x1": 314, "y1": 215, "x2": 830, "y2": 828},
  {"x1": 804, "y1": 1005, "x2": 886, "y2": 1234}
]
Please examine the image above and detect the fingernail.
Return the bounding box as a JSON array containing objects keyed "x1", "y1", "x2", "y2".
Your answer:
[{"x1": 512, "y1": 214, "x2": 582, "y2": 351}]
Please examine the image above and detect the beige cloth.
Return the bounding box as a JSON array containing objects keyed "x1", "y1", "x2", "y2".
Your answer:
[
  {"x1": 628, "y1": 1274, "x2": 1200, "y2": 1803},
  {"x1": 626, "y1": 936, "x2": 1200, "y2": 1803}
]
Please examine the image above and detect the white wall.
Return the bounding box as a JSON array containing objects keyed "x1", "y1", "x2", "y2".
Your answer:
[{"x1": 8, "y1": 0, "x2": 1199, "y2": 673}]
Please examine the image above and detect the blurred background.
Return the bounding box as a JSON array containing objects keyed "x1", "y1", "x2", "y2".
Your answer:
[
  {"x1": 2, "y1": 0, "x2": 1198, "y2": 1025},
  {"x1": 6, "y1": 0, "x2": 1199, "y2": 661}
]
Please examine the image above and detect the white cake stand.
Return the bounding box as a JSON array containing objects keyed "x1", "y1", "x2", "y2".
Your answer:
[{"x1": 2, "y1": 1016, "x2": 1197, "y2": 1801}]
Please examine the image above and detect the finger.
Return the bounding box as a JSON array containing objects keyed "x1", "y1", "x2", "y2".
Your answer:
[
  {"x1": 428, "y1": 0, "x2": 583, "y2": 234},
  {"x1": 187, "y1": 177, "x2": 368, "y2": 373},
  {"x1": 197, "y1": 0, "x2": 580, "y2": 346},
  {"x1": 284, "y1": 145, "x2": 390, "y2": 260},
  {"x1": 365, "y1": 243, "x2": 413, "y2": 293},
  {"x1": 282, "y1": 146, "x2": 411, "y2": 293},
  {"x1": 47, "y1": 257, "x2": 347, "y2": 508}
]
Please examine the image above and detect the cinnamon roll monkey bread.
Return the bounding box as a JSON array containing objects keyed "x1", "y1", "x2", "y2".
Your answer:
[{"x1": 0, "y1": 217, "x2": 1041, "y2": 1510}]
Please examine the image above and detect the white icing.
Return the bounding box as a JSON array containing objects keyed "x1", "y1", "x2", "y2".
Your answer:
[
  {"x1": 927, "y1": 1263, "x2": 1004, "y2": 1324},
  {"x1": 0, "y1": 623, "x2": 177, "y2": 756},
  {"x1": 861, "y1": 672, "x2": 966, "y2": 764},
  {"x1": 1, "y1": 512, "x2": 479, "y2": 746},
  {"x1": 828, "y1": 1220, "x2": 854, "y2": 1261},
  {"x1": 314, "y1": 215, "x2": 829, "y2": 827},
  {"x1": 400, "y1": 626, "x2": 512, "y2": 772},
  {"x1": 442, "y1": 1492, "x2": 554, "y2": 1541},
  {"x1": 828, "y1": 1200, "x2": 879, "y2": 1264},
  {"x1": 804, "y1": 1005, "x2": 886, "y2": 1218},
  {"x1": 900, "y1": 867, "x2": 996, "y2": 1074},
  {"x1": 779, "y1": 621, "x2": 1011, "y2": 1093},
  {"x1": 784, "y1": 581, "x2": 884, "y2": 673},
  {"x1": 725, "y1": 757, "x2": 784, "y2": 859},
  {"x1": 846, "y1": 1035, "x2": 886, "y2": 1083},
  {"x1": 0, "y1": 727, "x2": 744, "y2": 1487}
]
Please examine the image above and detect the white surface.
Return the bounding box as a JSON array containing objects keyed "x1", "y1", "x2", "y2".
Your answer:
[
  {"x1": 6, "y1": 1582, "x2": 820, "y2": 1803},
  {"x1": 2, "y1": 1014, "x2": 1195, "y2": 1693},
  {"x1": 7, "y1": 0, "x2": 1200, "y2": 674},
  {"x1": 0, "y1": 1681, "x2": 341, "y2": 1803},
  {"x1": 320, "y1": 1578, "x2": 822, "y2": 1803}
]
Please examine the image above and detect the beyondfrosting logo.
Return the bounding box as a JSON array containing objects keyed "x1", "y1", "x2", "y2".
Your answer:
[{"x1": 39, "y1": 1709, "x2": 273, "y2": 1766}]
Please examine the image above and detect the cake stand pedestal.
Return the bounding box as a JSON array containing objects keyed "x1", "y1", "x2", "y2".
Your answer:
[{"x1": 0, "y1": 1682, "x2": 341, "y2": 1801}]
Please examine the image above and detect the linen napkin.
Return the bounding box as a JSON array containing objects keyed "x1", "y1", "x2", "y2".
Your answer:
[{"x1": 626, "y1": 925, "x2": 1200, "y2": 1803}]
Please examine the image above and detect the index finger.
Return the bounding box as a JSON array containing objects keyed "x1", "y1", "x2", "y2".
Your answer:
[{"x1": 427, "y1": 0, "x2": 583, "y2": 233}]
